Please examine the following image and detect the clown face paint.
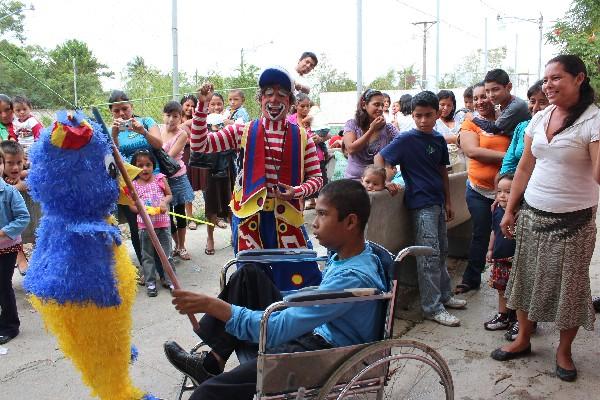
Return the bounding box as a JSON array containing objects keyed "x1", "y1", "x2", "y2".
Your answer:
[{"x1": 261, "y1": 85, "x2": 291, "y2": 121}]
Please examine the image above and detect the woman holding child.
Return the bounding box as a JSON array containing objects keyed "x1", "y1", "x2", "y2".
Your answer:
[
  {"x1": 343, "y1": 89, "x2": 399, "y2": 181},
  {"x1": 455, "y1": 82, "x2": 511, "y2": 295},
  {"x1": 492, "y1": 55, "x2": 600, "y2": 382}
]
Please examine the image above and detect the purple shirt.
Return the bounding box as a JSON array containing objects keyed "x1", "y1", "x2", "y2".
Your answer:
[{"x1": 343, "y1": 119, "x2": 399, "y2": 180}]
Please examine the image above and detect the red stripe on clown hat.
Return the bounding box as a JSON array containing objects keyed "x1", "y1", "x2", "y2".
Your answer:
[{"x1": 50, "y1": 117, "x2": 93, "y2": 150}]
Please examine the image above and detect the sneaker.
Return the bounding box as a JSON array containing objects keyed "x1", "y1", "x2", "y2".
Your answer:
[
  {"x1": 426, "y1": 309, "x2": 460, "y2": 327},
  {"x1": 593, "y1": 296, "x2": 600, "y2": 313},
  {"x1": 485, "y1": 313, "x2": 510, "y2": 331},
  {"x1": 147, "y1": 284, "x2": 158, "y2": 297},
  {"x1": 505, "y1": 321, "x2": 538, "y2": 341},
  {"x1": 444, "y1": 297, "x2": 467, "y2": 309},
  {"x1": 168, "y1": 284, "x2": 175, "y2": 292},
  {"x1": 163, "y1": 341, "x2": 215, "y2": 386}
]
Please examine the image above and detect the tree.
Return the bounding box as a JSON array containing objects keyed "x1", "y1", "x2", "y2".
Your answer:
[
  {"x1": 311, "y1": 54, "x2": 356, "y2": 96},
  {"x1": 45, "y1": 39, "x2": 113, "y2": 107},
  {"x1": 452, "y1": 46, "x2": 508, "y2": 86},
  {"x1": 396, "y1": 65, "x2": 419, "y2": 90},
  {"x1": 547, "y1": 0, "x2": 600, "y2": 91},
  {"x1": 369, "y1": 69, "x2": 396, "y2": 90},
  {"x1": 368, "y1": 66, "x2": 419, "y2": 90},
  {"x1": 0, "y1": 0, "x2": 26, "y2": 42},
  {"x1": 438, "y1": 73, "x2": 461, "y2": 89}
]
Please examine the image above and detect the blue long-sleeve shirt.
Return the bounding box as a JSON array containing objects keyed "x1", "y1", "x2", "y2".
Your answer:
[
  {"x1": 0, "y1": 180, "x2": 30, "y2": 248},
  {"x1": 499, "y1": 119, "x2": 530, "y2": 175},
  {"x1": 225, "y1": 243, "x2": 388, "y2": 349}
]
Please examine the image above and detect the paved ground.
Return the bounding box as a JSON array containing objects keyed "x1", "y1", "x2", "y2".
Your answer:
[{"x1": 1, "y1": 211, "x2": 599, "y2": 399}]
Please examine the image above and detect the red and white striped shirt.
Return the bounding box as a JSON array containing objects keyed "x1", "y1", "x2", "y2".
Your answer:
[{"x1": 191, "y1": 101, "x2": 322, "y2": 198}]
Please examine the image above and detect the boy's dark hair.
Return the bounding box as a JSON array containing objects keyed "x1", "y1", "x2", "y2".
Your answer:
[
  {"x1": 463, "y1": 86, "x2": 473, "y2": 98},
  {"x1": 163, "y1": 100, "x2": 183, "y2": 114},
  {"x1": 411, "y1": 91, "x2": 439, "y2": 112},
  {"x1": 210, "y1": 92, "x2": 224, "y2": 103},
  {"x1": 108, "y1": 90, "x2": 130, "y2": 110},
  {"x1": 0, "y1": 140, "x2": 24, "y2": 156},
  {"x1": 319, "y1": 179, "x2": 371, "y2": 232},
  {"x1": 437, "y1": 90, "x2": 456, "y2": 121},
  {"x1": 527, "y1": 79, "x2": 544, "y2": 99},
  {"x1": 180, "y1": 94, "x2": 198, "y2": 108},
  {"x1": 131, "y1": 149, "x2": 155, "y2": 169},
  {"x1": 484, "y1": 69, "x2": 510, "y2": 86},
  {"x1": 12, "y1": 95, "x2": 32, "y2": 109},
  {"x1": 498, "y1": 172, "x2": 514, "y2": 183},
  {"x1": 0, "y1": 94, "x2": 13, "y2": 109},
  {"x1": 0, "y1": 148, "x2": 4, "y2": 164},
  {"x1": 399, "y1": 94, "x2": 412, "y2": 116},
  {"x1": 229, "y1": 89, "x2": 245, "y2": 102},
  {"x1": 299, "y1": 51, "x2": 318, "y2": 66}
]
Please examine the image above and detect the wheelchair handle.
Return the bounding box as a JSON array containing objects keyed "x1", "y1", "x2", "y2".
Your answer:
[{"x1": 395, "y1": 246, "x2": 435, "y2": 262}]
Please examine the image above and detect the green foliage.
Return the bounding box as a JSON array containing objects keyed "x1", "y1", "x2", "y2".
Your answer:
[
  {"x1": 452, "y1": 47, "x2": 508, "y2": 86},
  {"x1": 367, "y1": 66, "x2": 419, "y2": 90},
  {"x1": 0, "y1": 0, "x2": 26, "y2": 42},
  {"x1": 438, "y1": 73, "x2": 461, "y2": 89},
  {"x1": 311, "y1": 53, "x2": 356, "y2": 96},
  {"x1": 547, "y1": 0, "x2": 600, "y2": 91}
]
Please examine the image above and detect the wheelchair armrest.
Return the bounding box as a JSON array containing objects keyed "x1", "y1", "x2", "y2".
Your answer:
[
  {"x1": 283, "y1": 288, "x2": 383, "y2": 303},
  {"x1": 236, "y1": 248, "x2": 327, "y2": 264}
]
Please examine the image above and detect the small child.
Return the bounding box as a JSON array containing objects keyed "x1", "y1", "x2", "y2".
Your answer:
[
  {"x1": 1, "y1": 140, "x2": 29, "y2": 275},
  {"x1": 0, "y1": 147, "x2": 30, "y2": 345},
  {"x1": 382, "y1": 93, "x2": 392, "y2": 123},
  {"x1": 361, "y1": 165, "x2": 386, "y2": 192},
  {"x1": 130, "y1": 150, "x2": 174, "y2": 297},
  {"x1": 12, "y1": 95, "x2": 43, "y2": 152},
  {"x1": 376, "y1": 90, "x2": 466, "y2": 327},
  {"x1": 160, "y1": 101, "x2": 195, "y2": 261},
  {"x1": 484, "y1": 174, "x2": 517, "y2": 331},
  {"x1": 224, "y1": 89, "x2": 250, "y2": 125},
  {"x1": 0, "y1": 94, "x2": 16, "y2": 141}
]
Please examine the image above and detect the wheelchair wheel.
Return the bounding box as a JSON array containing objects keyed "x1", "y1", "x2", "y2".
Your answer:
[{"x1": 317, "y1": 339, "x2": 453, "y2": 400}]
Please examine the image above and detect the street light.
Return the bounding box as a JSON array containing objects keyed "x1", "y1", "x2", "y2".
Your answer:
[
  {"x1": 240, "y1": 41, "x2": 274, "y2": 75},
  {"x1": 497, "y1": 13, "x2": 544, "y2": 79},
  {"x1": 0, "y1": 3, "x2": 34, "y2": 22}
]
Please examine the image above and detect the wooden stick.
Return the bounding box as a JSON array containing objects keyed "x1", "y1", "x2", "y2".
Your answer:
[{"x1": 91, "y1": 107, "x2": 199, "y2": 331}]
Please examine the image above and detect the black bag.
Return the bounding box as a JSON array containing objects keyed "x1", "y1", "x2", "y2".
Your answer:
[
  {"x1": 152, "y1": 148, "x2": 181, "y2": 177},
  {"x1": 189, "y1": 151, "x2": 218, "y2": 170},
  {"x1": 189, "y1": 150, "x2": 235, "y2": 178}
]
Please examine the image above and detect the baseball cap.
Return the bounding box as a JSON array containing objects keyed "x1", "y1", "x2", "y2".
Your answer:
[{"x1": 258, "y1": 66, "x2": 294, "y2": 93}]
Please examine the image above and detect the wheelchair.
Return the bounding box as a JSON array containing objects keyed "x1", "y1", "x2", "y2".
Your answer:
[{"x1": 178, "y1": 243, "x2": 454, "y2": 400}]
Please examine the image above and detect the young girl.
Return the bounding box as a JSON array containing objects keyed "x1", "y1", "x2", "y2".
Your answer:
[
  {"x1": 361, "y1": 165, "x2": 387, "y2": 192},
  {"x1": 130, "y1": 150, "x2": 174, "y2": 297},
  {"x1": 484, "y1": 174, "x2": 516, "y2": 331},
  {"x1": 0, "y1": 147, "x2": 30, "y2": 344},
  {"x1": 12, "y1": 95, "x2": 43, "y2": 152},
  {"x1": 0, "y1": 94, "x2": 16, "y2": 141},
  {"x1": 160, "y1": 101, "x2": 195, "y2": 261},
  {"x1": 382, "y1": 93, "x2": 393, "y2": 123}
]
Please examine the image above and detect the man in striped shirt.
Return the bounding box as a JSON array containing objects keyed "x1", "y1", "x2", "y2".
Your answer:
[{"x1": 191, "y1": 67, "x2": 323, "y2": 291}]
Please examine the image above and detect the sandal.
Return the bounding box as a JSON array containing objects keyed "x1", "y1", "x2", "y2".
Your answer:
[
  {"x1": 454, "y1": 283, "x2": 477, "y2": 295},
  {"x1": 204, "y1": 248, "x2": 215, "y2": 256},
  {"x1": 178, "y1": 248, "x2": 191, "y2": 260},
  {"x1": 216, "y1": 219, "x2": 228, "y2": 229},
  {"x1": 188, "y1": 221, "x2": 198, "y2": 230}
]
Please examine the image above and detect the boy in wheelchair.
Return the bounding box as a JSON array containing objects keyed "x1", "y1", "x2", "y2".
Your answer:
[{"x1": 164, "y1": 179, "x2": 388, "y2": 399}]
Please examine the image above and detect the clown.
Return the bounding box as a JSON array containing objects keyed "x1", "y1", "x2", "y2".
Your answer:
[
  {"x1": 23, "y1": 111, "x2": 154, "y2": 400},
  {"x1": 190, "y1": 67, "x2": 323, "y2": 290}
]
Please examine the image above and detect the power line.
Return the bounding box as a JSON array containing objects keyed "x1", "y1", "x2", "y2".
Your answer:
[
  {"x1": 393, "y1": 0, "x2": 478, "y2": 39},
  {"x1": 0, "y1": 48, "x2": 77, "y2": 108}
]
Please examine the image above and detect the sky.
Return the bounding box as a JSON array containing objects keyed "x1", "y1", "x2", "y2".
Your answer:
[{"x1": 17, "y1": 0, "x2": 572, "y2": 93}]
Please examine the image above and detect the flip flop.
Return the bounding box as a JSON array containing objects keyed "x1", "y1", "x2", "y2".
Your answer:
[
  {"x1": 216, "y1": 220, "x2": 228, "y2": 229},
  {"x1": 179, "y1": 248, "x2": 191, "y2": 260},
  {"x1": 204, "y1": 248, "x2": 215, "y2": 256},
  {"x1": 188, "y1": 221, "x2": 198, "y2": 230}
]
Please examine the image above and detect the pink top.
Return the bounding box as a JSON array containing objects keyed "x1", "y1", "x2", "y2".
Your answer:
[
  {"x1": 161, "y1": 126, "x2": 187, "y2": 178},
  {"x1": 133, "y1": 173, "x2": 170, "y2": 229},
  {"x1": 287, "y1": 113, "x2": 324, "y2": 161}
]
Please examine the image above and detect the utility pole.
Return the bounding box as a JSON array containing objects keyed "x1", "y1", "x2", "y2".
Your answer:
[
  {"x1": 356, "y1": 0, "x2": 363, "y2": 97},
  {"x1": 412, "y1": 20, "x2": 437, "y2": 89},
  {"x1": 537, "y1": 13, "x2": 543, "y2": 79},
  {"x1": 171, "y1": 0, "x2": 179, "y2": 100},
  {"x1": 240, "y1": 48, "x2": 244, "y2": 76}
]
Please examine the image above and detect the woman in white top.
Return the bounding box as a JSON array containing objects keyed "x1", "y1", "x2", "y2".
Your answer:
[{"x1": 492, "y1": 55, "x2": 600, "y2": 382}]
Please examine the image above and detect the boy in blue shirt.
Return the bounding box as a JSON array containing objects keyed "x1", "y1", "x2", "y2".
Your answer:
[
  {"x1": 375, "y1": 91, "x2": 466, "y2": 327},
  {"x1": 164, "y1": 179, "x2": 387, "y2": 400}
]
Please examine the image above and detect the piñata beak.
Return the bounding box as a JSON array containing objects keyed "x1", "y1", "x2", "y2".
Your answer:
[
  {"x1": 50, "y1": 117, "x2": 94, "y2": 150},
  {"x1": 117, "y1": 162, "x2": 142, "y2": 206}
]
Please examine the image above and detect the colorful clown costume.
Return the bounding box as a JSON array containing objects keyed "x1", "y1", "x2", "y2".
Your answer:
[
  {"x1": 23, "y1": 112, "x2": 153, "y2": 400},
  {"x1": 191, "y1": 102, "x2": 323, "y2": 291}
]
